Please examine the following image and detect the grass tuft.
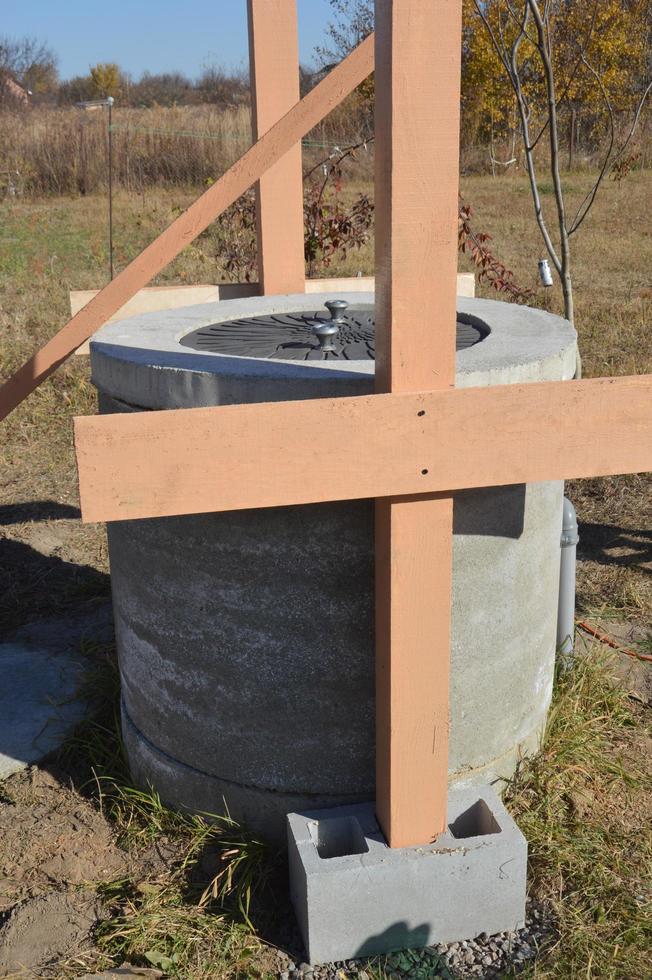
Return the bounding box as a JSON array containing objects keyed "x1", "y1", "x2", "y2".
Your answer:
[
  {"x1": 57, "y1": 654, "x2": 279, "y2": 979},
  {"x1": 507, "y1": 651, "x2": 651, "y2": 978}
]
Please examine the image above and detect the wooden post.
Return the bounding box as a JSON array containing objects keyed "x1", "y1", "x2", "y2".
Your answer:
[
  {"x1": 248, "y1": 0, "x2": 305, "y2": 294},
  {"x1": 374, "y1": 0, "x2": 463, "y2": 847}
]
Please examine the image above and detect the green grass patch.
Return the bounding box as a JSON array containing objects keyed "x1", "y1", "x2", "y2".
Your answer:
[{"x1": 507, "y1": 655, "x2": 651, "y2": 978}]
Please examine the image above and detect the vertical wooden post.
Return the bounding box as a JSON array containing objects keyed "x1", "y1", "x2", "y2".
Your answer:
[
  {"x1": 247, "y1": 0, "x2": 305, "y2": 294},
  {"x1": 374, "y1": 0, "x2": 463, "y2": 847}
]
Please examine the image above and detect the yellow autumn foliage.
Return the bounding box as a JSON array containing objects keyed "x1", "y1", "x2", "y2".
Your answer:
[
  {"x1": 89, "y1": 63, "x2": 122, "y2": 100},
  {"x1": 462, "y1": 0, "x2": 650, "y2": 146}
]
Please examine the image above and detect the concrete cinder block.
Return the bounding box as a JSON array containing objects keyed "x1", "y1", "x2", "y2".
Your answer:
[{"x1": 288, "y1": 786, "x2": 527, "y2": 965}]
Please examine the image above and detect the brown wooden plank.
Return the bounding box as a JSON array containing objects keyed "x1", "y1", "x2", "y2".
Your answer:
[
  {"x1": 74, "y1": 374, "x2": 652, "y2": 523},
  {"x1": 0, "y1": 33, "x2": 374, "y2": 423},
  {"x1": 373, "y1": 0, "x2": 463, "y2": 846},
  {"x1": 248, "y1": 0, "x2": 305, "y2": 294}
]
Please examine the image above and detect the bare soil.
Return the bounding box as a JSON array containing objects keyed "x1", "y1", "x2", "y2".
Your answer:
[
  {"x1": 0, "y1": 765, "x2": 192, "y2": 978},
  {"x1": 0, "y1": 889, "x2": 101, "y2": 977}
]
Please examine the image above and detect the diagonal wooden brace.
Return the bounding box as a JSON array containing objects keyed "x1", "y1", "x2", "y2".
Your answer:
[{"x1": 0, "y1": 34, "x2": 374, "y2": 423}]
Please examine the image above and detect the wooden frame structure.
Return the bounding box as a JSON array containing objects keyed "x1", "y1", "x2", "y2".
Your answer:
[{"x1": 2, "y1": 1, "x2": 651, "y2": 848}]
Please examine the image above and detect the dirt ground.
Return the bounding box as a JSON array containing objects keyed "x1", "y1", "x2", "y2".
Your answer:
[{"x1": 0, "y1": 763, "x2": 187, "y2": 977}]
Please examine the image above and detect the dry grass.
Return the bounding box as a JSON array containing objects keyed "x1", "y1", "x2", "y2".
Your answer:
[
  {"x1": 0, "y1": 105, "x2": 252, "y2": 196},
  {"x1": 0, "y1": 98, "x2": 373, "y2": 197},
  {"x1": 507, "y1": 653, "x2": 652, "y2": 979},
  {"x1": 17, "y1": 635, "x2": 649, "y2": 980},
  {"x1": 29, "y1": 636, "x2": 647, "y2": 980}
]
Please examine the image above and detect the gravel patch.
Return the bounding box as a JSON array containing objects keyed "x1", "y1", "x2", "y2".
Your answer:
[{"x1": 274, "y1": 901, "x2": 553, "y2": 979}]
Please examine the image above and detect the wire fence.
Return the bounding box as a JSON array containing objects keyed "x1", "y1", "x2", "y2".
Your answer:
[
  {"x1": 2, "y1": 100, "x2": 649, "y2": 200},
  {"x1": 0, "y1": 102, "x2": 373, "y2": 198}
]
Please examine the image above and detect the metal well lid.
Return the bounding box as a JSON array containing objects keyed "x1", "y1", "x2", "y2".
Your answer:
[{"x1": 179, "y1": 300, "x2": 488, "y2": 362}]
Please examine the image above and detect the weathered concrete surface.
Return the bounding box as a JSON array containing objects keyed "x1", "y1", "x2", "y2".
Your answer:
[
  {"x1": 92, "y1": 294, "x2": 577, "y2": 843},
  {"x1": 287, "y1": 787, "x2": 527, "y2": 964},
  {"x1": 0, "y1": 605, "x2": 112, "y2": 779},
  {"x1": 90, "y1": 293, "x2": 577, "y2": 408}
]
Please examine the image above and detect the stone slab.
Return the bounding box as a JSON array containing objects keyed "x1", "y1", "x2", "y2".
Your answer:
[
  {"x1": 0, "y1": 604, "x2": 112, "y2": 779},
  {"x1": 0, "y1": 643, "x2": 85, "y2": 777},
  {"x1": 288, "y1": 786, "x2": 527, "y2": 965}
]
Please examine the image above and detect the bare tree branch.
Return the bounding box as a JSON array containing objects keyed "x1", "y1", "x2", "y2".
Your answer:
[
  {"x1": 510, "y1": 3, "x2": 563, "y2": 275},
  {"x1": 567, "y1": 54, "x2": 616, "y2": 236},
  {"x1": 569, "y1": 76, "x2": 652, "y2": 236},
  {"x1": 528, "y1": 0, "x2": 599, "y2": 153}
]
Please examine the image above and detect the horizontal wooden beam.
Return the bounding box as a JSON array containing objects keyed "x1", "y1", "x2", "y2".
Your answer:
[
  {"x1": 74, "y1": 374, "x2": 652, "y2": 523},
  {"x1": 0, "y1": 34, "x2": 374, "y2": 423}
]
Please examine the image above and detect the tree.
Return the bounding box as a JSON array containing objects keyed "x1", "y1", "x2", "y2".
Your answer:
[
  {"x1": 0, "y1": 35, "x2": 58, "y2": 105},
  {"x1": 462, "y1": 0, "x2": 517, "y2": 150},
  {"x1": 130, "y1": 71, "x2": 193, "y2": 107},
  {"x1": 196, "y1": 64, "x2": 249, "y2": 106},
  {"x1": 57, "y1": 74, "x2": 96, "y2": 106},
  {"x1": 472, "y1": 0, "x2": 651, "y2": 335},
  {"x1": 89, "y1": 63, "x2": 123, "y2": 100},
  {"x1": 316, "y1": 0, "x2": 373, "y2": 65},
  {"x1": 464, "y1": 0, "x2": 651, "y2": 151},
  {"x1": 314, "y1": 1, "x2": 374, "y2": 125}
]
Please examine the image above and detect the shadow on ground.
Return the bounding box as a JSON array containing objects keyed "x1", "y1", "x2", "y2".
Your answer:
[
  {"x1": 578, "y1": 522, "x2": 651, "y2": 575},
  {"x1": 0, "y1": 501, "x2": 82, "y2": 525},
  {"x1": 0, "y1": 499, "x2": 109, "y2": 634}
]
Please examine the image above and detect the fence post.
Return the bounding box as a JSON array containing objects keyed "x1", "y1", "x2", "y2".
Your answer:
[
  {"x1": 568, "y1": 108, "x2": 577, "y2": 170},
  {"x1": 247, "y1": 0, "x2": 305, "y2": 294},
  {"x1": 374, "y1": 0, "x2": 463, "y2": 848}
]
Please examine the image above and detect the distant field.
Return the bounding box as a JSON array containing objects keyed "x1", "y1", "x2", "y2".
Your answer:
[{"x1": 0, "y1": 101, "x2": 372, "y2": 197}]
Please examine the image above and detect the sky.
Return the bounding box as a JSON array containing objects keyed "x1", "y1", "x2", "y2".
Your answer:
[{"x1": 2, "y1": 0, "x2": 335, "y2": 81}]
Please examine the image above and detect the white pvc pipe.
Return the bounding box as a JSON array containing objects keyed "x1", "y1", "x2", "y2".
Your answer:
[{"x1": 557, "y1": 496, "x2": 579, "y2": 666}]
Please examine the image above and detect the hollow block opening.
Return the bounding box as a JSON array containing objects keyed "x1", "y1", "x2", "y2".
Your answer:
[
  {"x1": 310, "y1": 815, "x2": 370, "y2": 860},
  {"x1": 448, "y1": 799, "x2": 501, "y2": 839}
]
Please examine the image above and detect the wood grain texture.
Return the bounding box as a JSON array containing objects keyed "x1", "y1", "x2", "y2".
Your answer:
[
  {"x1": 74, "y1": 375, "x2": 652, "y2": 523},
  {"x1": 0, "y1": 33, "x2": 374, "y2": 422},
  {"x1": 248, "y1": 0, "x2": 305, "y2": 294},
  {"x1": 373, "y1": 0, "x2": 462, "y2": 847}
]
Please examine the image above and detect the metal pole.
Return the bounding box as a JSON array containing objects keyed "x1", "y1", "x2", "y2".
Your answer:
[
  {"x1": 568, "y1": 108, "x2": 576, "y2": 171},
  {"x1": 107, "y1": 96, "x2": 114, "y2": 280},
  {"x1": 557, "y1": 496, "x2": 579, "y2": 668}
]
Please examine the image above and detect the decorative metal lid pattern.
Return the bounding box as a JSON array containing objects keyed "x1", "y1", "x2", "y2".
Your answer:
[{"x1": 179, "y1": 304, "x2": 488, "y2": 361}]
